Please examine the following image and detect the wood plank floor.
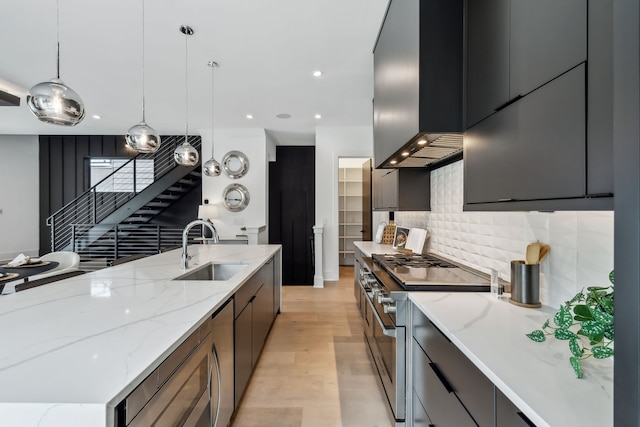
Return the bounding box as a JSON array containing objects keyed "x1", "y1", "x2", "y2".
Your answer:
[{"x1": 231, "y1": 266, "x2": 392, "y2": 427}]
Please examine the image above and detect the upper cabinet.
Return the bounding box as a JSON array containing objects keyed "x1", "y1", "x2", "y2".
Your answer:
[
  {"x1": 373, "y1": 0, "x2": 464, "y2": 169},
  {"x1": 464, "y1": 0, "x2": 613, "y2": 211},
  {"x1": 372, "y1": 168, "x2": 430, "y2": 211}
]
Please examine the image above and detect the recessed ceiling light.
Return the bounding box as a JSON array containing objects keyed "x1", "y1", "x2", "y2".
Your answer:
[
  {"x1": 312, "y1": 70, "x2": 322, "y2": 77},
  {"x1": 92, "y1": 115, "x2": 101, "y2": 119},
  {"x1": 246, "y1": 114, "x2": 254, "y2": 119},
  {"x1": 315, "y1": 114, "x2": 322, "y2": 119},
  {"x1": 276, "y1": 113, "x2": 291, "y2": 119}
]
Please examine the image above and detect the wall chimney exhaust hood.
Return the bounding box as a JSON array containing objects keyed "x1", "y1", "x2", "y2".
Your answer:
[
  {"x1": 0, "y1": 90, "x2": 20, "y2": 107},
  {"x1": 373, "y1": 0, "x2": 464, "y2": 170}
]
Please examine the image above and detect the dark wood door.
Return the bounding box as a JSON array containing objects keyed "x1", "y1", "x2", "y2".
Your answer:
[
  {"x1": 361, "y1": 159, "x2": 372, "y2": 241},
  {"x1": 268, "y1": 146, "x2": 315, "y2": 285}
]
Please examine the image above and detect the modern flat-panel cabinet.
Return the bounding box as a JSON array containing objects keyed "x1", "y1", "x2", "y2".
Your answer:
[
  {"x1": 496, "y1": 387, "x2": 537, "y2": 426},
  {"x1": 466, "y1": 0, "x2": 586, "y2": 127},
  {"x1": 464, "y1": 0, "x2": 613, "y2": 211},
  {"x1": 211, "y1": 299, "x2": 234, "y2": 427},
  {"x1": 372, "y1": 168, "x2": 430, "y2": 211},
  {"x1": 234, "y1": 259, "x2": 275, "y2": 407}
]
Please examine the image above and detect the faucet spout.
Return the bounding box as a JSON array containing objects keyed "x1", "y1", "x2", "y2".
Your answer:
[{"x1": 182, "y1": 219, "x2": 217, "y2": 270}]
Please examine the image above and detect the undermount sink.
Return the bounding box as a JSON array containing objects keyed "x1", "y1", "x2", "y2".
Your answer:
[{"x1": 173, "y1": 262, "x2": 247, "y2": 281}]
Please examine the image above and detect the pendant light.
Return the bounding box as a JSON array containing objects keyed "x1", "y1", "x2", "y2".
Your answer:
[
  {"x1": 174, "y1": 25, "x2": 199, "y2": 167},
  {"x1": 125, "y1": 0, "x2": 161, "y2": 153},
  {"x1": 203, "y1": 61, "x2": 221, "y2": 177},
  {"x1": 27, "y1": 0, "x2": 85, "y2": 126}
]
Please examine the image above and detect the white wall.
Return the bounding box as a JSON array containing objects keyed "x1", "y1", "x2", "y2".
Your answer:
[
  {"x1": 0, "y1": 135, "x2": 40, "y2": 259},
  {"x1": 395, "y1": 160, "x2": 614, "y2": 308},
  {"x1": 199, "y1": 128, "x2": 269, "y2": 238},
  {"x1": 316, "y1": 126, "x2": 373, "y2": 280}
]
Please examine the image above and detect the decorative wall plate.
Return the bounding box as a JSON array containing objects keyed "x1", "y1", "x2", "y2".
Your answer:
[
  {"x1": 222, "y1": 150, "x2": 249, "y2": 179},
  {"x1": 222, "y1": 183, "x2": 250, "y2": 211}
]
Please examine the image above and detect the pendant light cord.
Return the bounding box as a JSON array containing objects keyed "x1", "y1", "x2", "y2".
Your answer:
[
  {"x1": 56, "y1": 0, "x2": 60, "y2": 79},
  {"x1": 210, "y1": 63, "x2": 215, "y2": 158},
  {"x1": 141, "y1": 0, "x2": 146, "y2": 121},
  {"x1": 184, "y1": 29, "x2": 189, "y2": 144}
]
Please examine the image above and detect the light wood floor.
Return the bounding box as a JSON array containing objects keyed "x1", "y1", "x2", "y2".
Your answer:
[{"x1": 231, "y1": 266, "x2": 392, "y2": 427}]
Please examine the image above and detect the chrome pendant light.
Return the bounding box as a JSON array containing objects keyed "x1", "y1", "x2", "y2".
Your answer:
[
  {"x1": 126, "y1": 0, "x2": 160, "y2": 153},
  {"x1": 27, "y1": 0, "x2": 85, "y2": 126},
  {"x1": 203, "y1": 61, "x2": 221, "y2": 177},
  {"x1": 174, "y1": 25, "x2": 199, "y2": 167}
]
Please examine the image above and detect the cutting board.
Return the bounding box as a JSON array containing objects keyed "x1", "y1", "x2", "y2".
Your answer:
[{"x1": 405, "y1": 228, "x2": 428, "y2": 254}]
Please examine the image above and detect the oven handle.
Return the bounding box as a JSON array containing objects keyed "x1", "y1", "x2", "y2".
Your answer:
[{"x1": 367, "y1": 296, "x2": 396, "y2": 338}]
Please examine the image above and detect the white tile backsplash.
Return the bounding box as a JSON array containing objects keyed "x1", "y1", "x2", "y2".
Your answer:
[{"x1": 395, "y1": 160, "x2": 614, "y2": 308}]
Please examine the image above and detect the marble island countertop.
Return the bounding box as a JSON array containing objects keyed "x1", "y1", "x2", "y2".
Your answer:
[
  {"x1": 0, "y1": 244, "x2": 281, "y2": 427},
  {"x1": 354, "y1": 241, "x2": 613, "y2": 427}
]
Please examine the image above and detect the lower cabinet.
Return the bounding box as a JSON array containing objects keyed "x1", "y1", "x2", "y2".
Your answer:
[
  {"x1": 211, "y1": 299, "x2": 234, "y2": 427},
  {"x1": 234, "y1": 259, "x2": 276, "y2": 407},
  {"x1": 411, "y1": 304, "x2": 535, "y2": 427}
]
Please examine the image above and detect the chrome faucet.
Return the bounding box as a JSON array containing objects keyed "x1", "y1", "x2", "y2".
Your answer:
[{"x1": 182, "y1": 219, "x2": 218, "y2": 270}]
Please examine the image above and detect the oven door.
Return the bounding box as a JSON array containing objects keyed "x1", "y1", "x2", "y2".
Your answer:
[{"x1": 368, "y1": 297, "x2": 406, "y2": 422}]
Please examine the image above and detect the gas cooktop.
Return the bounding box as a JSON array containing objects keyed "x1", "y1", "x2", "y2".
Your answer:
[{"x1": 371, "y1": 253, "x2": 490, "y2": 291}]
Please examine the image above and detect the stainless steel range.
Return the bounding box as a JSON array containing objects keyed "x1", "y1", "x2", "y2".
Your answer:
[{"x1": 354, "y1": 249, "x2": 490, "y2": 426}]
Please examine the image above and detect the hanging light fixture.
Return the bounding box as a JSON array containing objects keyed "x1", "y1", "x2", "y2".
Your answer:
[
  {"x1": 27, "y1": 0, "x2": 85, "y2": 126},
  {"x1": 203, "y1": 61, "x2": 221, "y2": 177},
  {"x1": 174, "y1": 25, "x2": 199, "y2": 167},
  {"x1": 125, "y1": 0, "x2": 160, "y2": 153}
]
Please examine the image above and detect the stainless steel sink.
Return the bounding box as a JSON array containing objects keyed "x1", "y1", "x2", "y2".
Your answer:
[{"x1": 173, "y1": 262, "x2": 247, "y2": 281}]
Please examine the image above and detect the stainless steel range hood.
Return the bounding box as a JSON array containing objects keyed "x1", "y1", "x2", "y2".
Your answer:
[{"x1": 379, "y1": 133, "x2": 463, "y2": 168}]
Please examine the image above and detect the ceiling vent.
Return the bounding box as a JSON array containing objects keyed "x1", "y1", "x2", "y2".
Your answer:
[{"x1": 0, "y1": 90, "x2": 20, "y2": 107}]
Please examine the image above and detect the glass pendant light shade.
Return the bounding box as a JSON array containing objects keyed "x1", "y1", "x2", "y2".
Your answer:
[
  {"x1": 126, "y1": 0, "x2": 160, "y2": 153},
  {"x1": 27, "y1": 78, "x2": 85, "y2": 126},
  {"x1": 203, "y1": 60, "x2": 221, "y2": 177},
  {"x1": 126, "y1": 121, "x2": 161, "y2": 153},
  {"x1": 174, "y1": 137, "x2": 199, "y2": 166}
]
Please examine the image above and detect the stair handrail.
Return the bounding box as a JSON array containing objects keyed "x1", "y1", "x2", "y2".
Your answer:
[{"x1": 47, "y1": 136, "x2": 201, "y2": 251}]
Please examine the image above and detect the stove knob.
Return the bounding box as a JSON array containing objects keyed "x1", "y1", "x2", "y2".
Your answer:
[
  {"x1": 377, "y1": 293, "x2": 393, "y2": 304},
  {"x1": 383, "y1": 302, "x2": 397, "y2": 314},
  {"x1": 365, "y1": 276, "x2": 378, "y2": 286}
]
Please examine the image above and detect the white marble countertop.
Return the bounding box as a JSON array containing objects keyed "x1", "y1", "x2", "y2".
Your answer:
[
  {"x1": 354, "y1": 241, "x2": 613, "y2": 427},
  {"x1": 0, "y1": 244, "x2": 281, "y2": 427}
]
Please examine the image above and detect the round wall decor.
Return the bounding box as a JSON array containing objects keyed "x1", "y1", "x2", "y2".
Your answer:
[
  {"x1": 222, "y1": 183, "x2": 250, "y2": 211},
  {"x1": 222, "y1": 150, "x2": 249, "y2": 179}
]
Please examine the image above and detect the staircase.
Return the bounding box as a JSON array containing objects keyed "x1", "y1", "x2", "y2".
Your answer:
[{"x1": 47, "y1": 136, "x2": 203, "y2": 264}]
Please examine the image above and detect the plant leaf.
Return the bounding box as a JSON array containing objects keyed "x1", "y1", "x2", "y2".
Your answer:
[
  {"x1": 542, "y1": 319, "x2": 549, "y2": 330},
  {"x1": 581, "y1": 320, "x2": 607, "y2": 340},
  {"x1": 555, "y1": 328, "x2": 576, "y2": 340},
  {"x1": 604, "y1": 325, "x2": 614, "y2": 340},
  {"x1": 526, "y1": 330, "x2": 546, "y2": 342},
  {"x1": 609, "y1": 270, "x2": 614, "y2": 285},
  {"x1": 569, "y1": 337, "x2": 583, "y2": 357},
  {"x1": 592, "y1": 346, "x2": 614, "y2": 359},
  {"x1": 570, "y1": 356, "x2": 583, "y2": 378},
  {"x1": 554, "y1": 305, "x2": 573, "y2": 328},
  {"x1": 573, "y1": 304, "x2": 592, "y2": 321},
  {"x1": 591, "y1": 308, "x2": 614, "y2": 326},
  {"x1": 589, "y1": 333, "x2": 605, "y2": 346}
]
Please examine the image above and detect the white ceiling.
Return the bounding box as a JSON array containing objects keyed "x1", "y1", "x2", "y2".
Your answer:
[{"x1": 0, "y1": 0, "x2": 389, "y2": 145}]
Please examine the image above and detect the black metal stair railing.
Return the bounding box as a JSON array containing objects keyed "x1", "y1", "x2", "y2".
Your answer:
[{"x1": 47, "y1": 136, "x2": 201, "y2": 252}]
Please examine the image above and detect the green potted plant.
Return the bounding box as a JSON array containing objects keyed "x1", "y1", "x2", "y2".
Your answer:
[{"x1": 526, "y1": 271, "x2": 614, "y2": 378}]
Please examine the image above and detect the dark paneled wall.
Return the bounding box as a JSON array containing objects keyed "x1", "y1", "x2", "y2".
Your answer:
[
  {"x1": 268, "y1": 146, "x2": 315, "y2": 285},
  {"x1": 38, "y1": 135, "x2": 200, "y2": 254}
]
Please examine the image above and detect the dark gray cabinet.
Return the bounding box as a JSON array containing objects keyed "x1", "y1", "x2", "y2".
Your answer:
[
  {"x1": 372, "y1": 168, "x2": 430, "y2": 211},
  {"x1": 464, "y1": 0, "x2": 613, "y2": 211},
  {"x1": 412, "y1": 304, "x2": 493, "y2": 426},
  {"x1": 496, "y1": 388, "x2": 537, "y2": 426},
  {"x1": 373, "y1": 0, "x2": 463, "y2": 168},
  {"x1": 466, "y1": 0, "x2": 586, "y2": 127},
  {"x1": 234, "y1": 259, "x2": 276, "y2": 406},
  {"x1": 211, "y1": 299, "x2": 234, "y2": 427}
]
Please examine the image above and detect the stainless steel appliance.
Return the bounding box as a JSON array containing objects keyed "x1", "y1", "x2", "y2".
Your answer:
[
  {"x1": 115, "y1": 320, "x2": 213, "y2": 427},
  {"x1": 355, "y1": 250, "x2": 489, "y2": 426}
]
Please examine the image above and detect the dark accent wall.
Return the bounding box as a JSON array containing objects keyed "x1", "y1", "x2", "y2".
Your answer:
[
  {"x1": 268, "y1": 146, "x2": 315, "y2": 285},
  {"x1": 38, "y1": 135, "x2": 200, "y2": 254}
]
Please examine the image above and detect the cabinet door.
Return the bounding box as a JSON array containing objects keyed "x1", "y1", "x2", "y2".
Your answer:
[
  {"x1": 496, "y1": 387, "x2": 537, "y2": 426},
  {"x1": 412, "y1": 389, "x2": 434, "y2": 427},
  {"x1": 510, "y1": 0, "x2": 586, "y2": 98},
  {"x1": 211, "y1": 300, "x2": 234, "y2": 427},
  {"x1": 413, "y1": 337, "x2": 477, "y2": 427},
  {"x1": 373, "y1": 0, "x2": 421, "y2": 168},
  {"x1": 234, "y1": 304, "x2": 252, "y2": 407},
  {"x1": 464, "y1": 64, "x2": 586, "y2": 205},
  {"x1": 252, "y1": 283, "x2": 273, "y2": 369},
  {"x1": 372, "y1": 169, "x2": 398, "y2": 210},
  {"x1": 466, "y1": 0, "x2": 510, "y2": 127}
]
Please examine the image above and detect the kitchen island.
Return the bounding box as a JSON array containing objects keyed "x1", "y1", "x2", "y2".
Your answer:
[
  {"x1": 355, "y1": 241, "x2": 613, "y2": 426},
  {"x1": 0, "y1": 244, "x2": 281, "y2": 427}
]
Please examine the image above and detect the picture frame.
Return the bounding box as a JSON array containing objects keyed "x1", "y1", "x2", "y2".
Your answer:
[{"x1": 392, "y1": 226, "x2": 410, "y2": 250}]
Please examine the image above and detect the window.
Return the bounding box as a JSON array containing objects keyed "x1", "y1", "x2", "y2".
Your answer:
[{"x1": 90, "y1": 158, "x2": 154, "y2": 192}]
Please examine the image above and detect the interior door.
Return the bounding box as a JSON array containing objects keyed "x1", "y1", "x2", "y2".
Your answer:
[{"x1": 361, "y1": 159, "x2": 372, "y2": 241}]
